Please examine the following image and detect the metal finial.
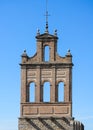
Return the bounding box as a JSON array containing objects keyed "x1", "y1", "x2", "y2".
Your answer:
[{"x1": 45, "y1": 0, "x2": 50, "y2": 33}]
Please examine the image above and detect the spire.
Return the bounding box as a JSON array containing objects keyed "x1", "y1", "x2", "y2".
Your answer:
[{"x1": 45, "y1": 0, "x2": 50, "y2": 33}]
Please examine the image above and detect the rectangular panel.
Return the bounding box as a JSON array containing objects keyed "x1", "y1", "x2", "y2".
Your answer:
[
  {"x1": 41, "y1": 69, "x2": 52, "y2": 78},
  {"x1": 23, "y1": 106, "x2": 38, "y2": 115},
  {"x1": 39, "y1": 106, "x2": 53, "y2": 114},
  {"x1": 56, "y1": 70, "x2": 66, "y2": 78},
  {"x1": 27, "y1": 69, "x2": 36, "y2": 78},
  {"x1": 54, "y1": 106, "x2": 69, "y2": 114}
]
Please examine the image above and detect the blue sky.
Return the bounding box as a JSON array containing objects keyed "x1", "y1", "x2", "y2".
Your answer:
[{"x1": 0, "y1": 0, "x2": 93, "y2": 130}]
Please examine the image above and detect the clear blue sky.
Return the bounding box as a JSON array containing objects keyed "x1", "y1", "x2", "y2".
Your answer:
[{"x1": 0, "y1": 0, "x2": 93, "y2": 130}]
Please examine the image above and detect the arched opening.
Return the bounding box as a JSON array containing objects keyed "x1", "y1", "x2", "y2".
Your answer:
[
  {"x1": 58, "y1": 82, "x2": 64, "y2": 102},
  {"x1": 44, "y1": 46, "x2": 50, "y2": 61},
  {"x1": 29, "y1": 82, "x2": 35, "y2": 102},
  {"x1": 43, "y1": 82, "x2": 50, "y2": 102}
]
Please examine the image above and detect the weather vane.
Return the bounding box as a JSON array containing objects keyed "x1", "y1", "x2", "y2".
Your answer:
[{"x1": 45, "y1": 0, "x2": 50, "y2": 33}]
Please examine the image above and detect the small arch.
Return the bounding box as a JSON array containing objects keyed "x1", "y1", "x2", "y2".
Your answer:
[
  {"x1": 56, "y1": 79, "x2": 65, "y2": 85},
  {"x1": 58, "y1": 82, "x2": 64, "y2": 102},
  {"x1": 42, "y1": 79, "x2": 52, "y2": 85},
  {"x1": 29, "y1": 82, "x2": 35, "y2": 102},
  {"x1": 43, "y1": 82, "x2": 50, "y2": 102},
  {"x1": 44, "y1": 46, "x2": 50, "y2": 61}
]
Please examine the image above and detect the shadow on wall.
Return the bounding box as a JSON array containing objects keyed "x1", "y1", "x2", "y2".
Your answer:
[{"x1": 26, "y1": 117, "x2": 71, "y2": 130}]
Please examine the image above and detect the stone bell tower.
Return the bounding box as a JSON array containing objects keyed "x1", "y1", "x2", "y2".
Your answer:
[{"x1": 18, "y1": 4, "x2": 84, "y2": 130}]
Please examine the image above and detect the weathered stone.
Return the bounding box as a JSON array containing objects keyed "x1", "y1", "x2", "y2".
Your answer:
[{"x1": 19, "y1": 32, "x2": 84, "y2": 130}]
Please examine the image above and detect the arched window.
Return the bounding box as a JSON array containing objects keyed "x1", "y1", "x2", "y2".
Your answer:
[
  {"x1": 44, "y1": 46, "x2": 50, "y2": 61},
  {"x1": 43, "y1": 82, "x2": 50, "y2": 102},
  {"x1": 58, "y1": 82, "x2": 64, "y2": 102},
  {"x1": 29, "y1": 82, "x2": 35, "y2": 102}
]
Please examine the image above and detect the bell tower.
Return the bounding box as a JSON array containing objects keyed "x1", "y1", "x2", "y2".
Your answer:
[
  {"x1": 18, "y1": 1, "x2": 84, "y2": 130},
  {"x1": 20, "y1": 29, "x2": 73, "y2": 115},
  {"x1": 19, "y1": 31, "x2": 84, "y2": 130}
]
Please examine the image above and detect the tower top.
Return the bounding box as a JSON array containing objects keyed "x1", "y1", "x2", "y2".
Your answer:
[{"x1": 45, "y1": 0, "x2": 50, "y2": 33}]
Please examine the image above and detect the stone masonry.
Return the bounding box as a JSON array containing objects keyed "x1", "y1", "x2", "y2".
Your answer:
[{"x1": 18, "y1": 29, "x2": 84, "y2": 130}]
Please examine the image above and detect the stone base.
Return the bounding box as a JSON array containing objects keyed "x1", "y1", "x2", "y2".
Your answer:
[{"x1": 18, "y1": 116, "x2": 84, "y2": 130}]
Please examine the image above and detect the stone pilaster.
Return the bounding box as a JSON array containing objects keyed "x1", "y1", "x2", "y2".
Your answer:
[
  {"x1": 51, "y1": 66, "x2": 56, "y2": 102},
  {"x1": 36, "y1": 66, "x2": 41, "y2": 102}
]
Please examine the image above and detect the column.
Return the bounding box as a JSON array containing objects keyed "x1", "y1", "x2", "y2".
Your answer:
[
  {"x1": 51, "y1": 66, "x2": 56, "y2": 102},
  {"x1": 35, "y1": 66, "x2": 41, "y2": 102},
  {"x1": 21, "y1": 67, "x2": 27, "y2": 103}
]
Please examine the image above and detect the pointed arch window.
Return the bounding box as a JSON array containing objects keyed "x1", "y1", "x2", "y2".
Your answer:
[
  {"x1": 29, "y1": 82, "x2": 35, "y2": 102},
  {"x1": 43, "y1": 82, "x2": 50, "y2": 102},
  {"x1": 44, "y1": 46, "x2": 50, "y2": 62},
  {"x1": 58, "y1": 82, "x2": 64, "y2": 102}
]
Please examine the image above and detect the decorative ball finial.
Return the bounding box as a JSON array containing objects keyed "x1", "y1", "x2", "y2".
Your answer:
[
  {"x1": 24, "y1": 49, "x2": 26, "y2": 53},
  {"x1": 22, "y1": 49, "x2": 27, "y2": 57},
  {"x1": 37, "y1": 28, "x2": 40, "y2": 36},
  {"x1": 68, "y1": 49, "x2": 70, "y2": 52},
  {"x1": 66, "y1": 49, "x2": 72, "y2": 56},
  {"x1": 54, "y1": 29, "x2": 57, "y2": 36}
]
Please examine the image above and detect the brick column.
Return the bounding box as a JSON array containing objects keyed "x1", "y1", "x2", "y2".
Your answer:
[
  {"x1": 21, "y1": 67, "x2": 27, "y2": 103},
  {"x1": 51, "y1": 66, "x2": 56, "y2": 102},
  {"x1": 37, "y1": 41, "x2": 43, "y2": 62},
  {"x1": 50, "y1": 43, "x2": 54, "y2": 62},
  {"x1": 65, "y1": 68, "x2": 69, "y2": 102},
  {"x1": 35, "y1": 66, "x2": 41, "y2": 102}
]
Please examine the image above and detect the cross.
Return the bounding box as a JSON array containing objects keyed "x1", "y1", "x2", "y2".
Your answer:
[{"x1": 44, "y1": 0, "x2": 50, "y2": 33}]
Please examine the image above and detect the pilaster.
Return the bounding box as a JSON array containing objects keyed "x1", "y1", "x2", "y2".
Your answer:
[{"x1": 36, "y1": 66, "x2": 41, "y2": 102}]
